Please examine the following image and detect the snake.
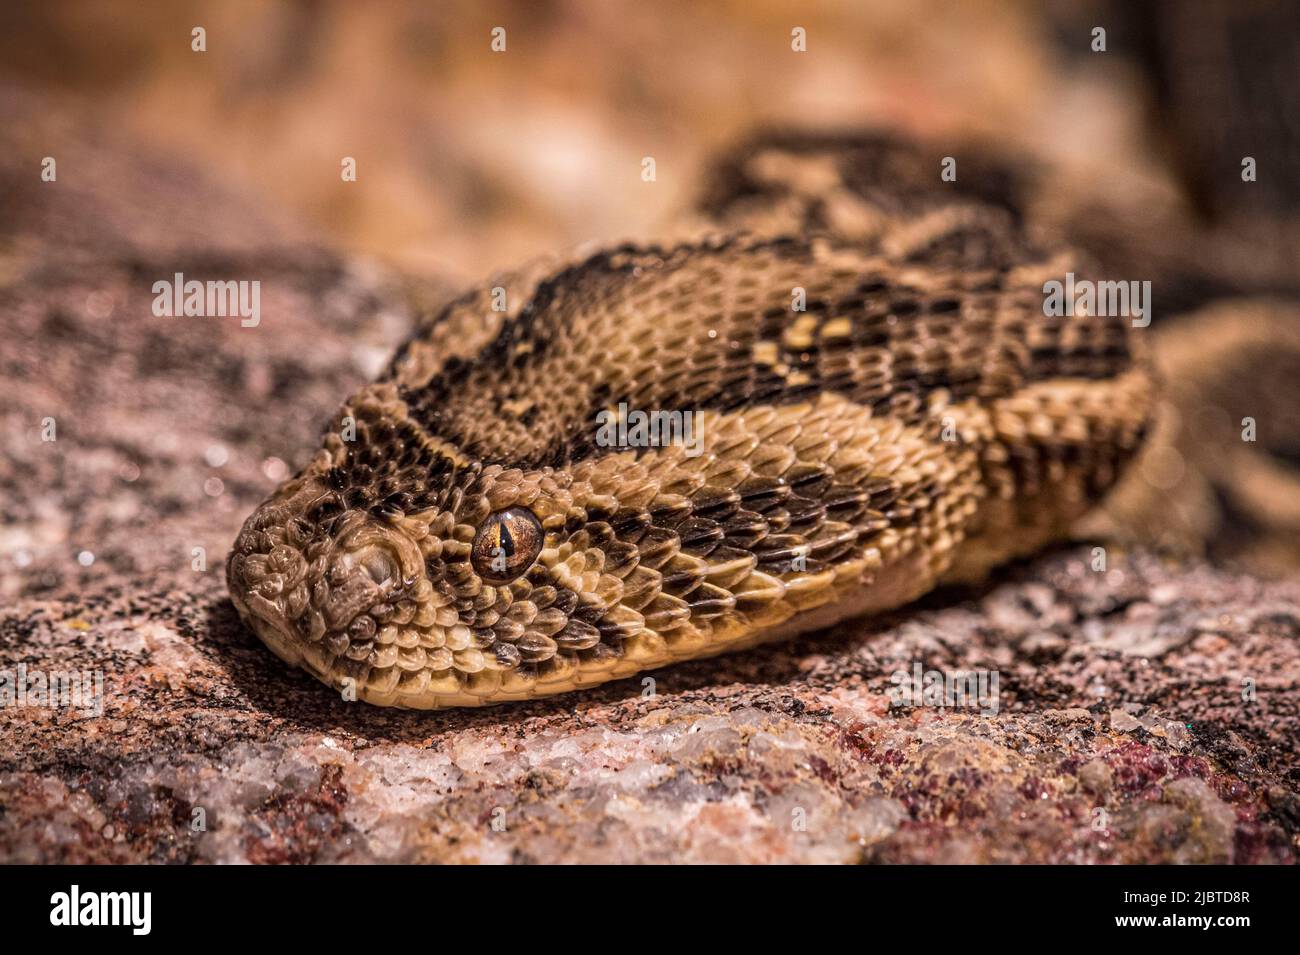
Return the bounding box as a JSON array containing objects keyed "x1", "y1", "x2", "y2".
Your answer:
[{"x1": 226, "y1": 131, "x2": 1156, "y2": 708}]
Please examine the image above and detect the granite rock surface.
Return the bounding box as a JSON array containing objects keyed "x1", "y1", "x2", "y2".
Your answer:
[{"x1": 2, "y1": 547, "x2": 1299, "y2": 864}]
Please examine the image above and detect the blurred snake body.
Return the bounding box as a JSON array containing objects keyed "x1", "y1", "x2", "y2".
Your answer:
[{"x1": 227, "y1": 133, "x2": 1153, "y2": 708}]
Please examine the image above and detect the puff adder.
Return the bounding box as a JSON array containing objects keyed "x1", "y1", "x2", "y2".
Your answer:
[{"x1": 227, "y1": 132, "x2": 1153, "y2": 708}]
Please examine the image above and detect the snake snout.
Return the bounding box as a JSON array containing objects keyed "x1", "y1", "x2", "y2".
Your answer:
[
  {"x1": 227, "y1": 493, "x2": 320, "y2": 661},
  {"x1": 227, "y1": 476, "x2": 449, "y2": 689}
]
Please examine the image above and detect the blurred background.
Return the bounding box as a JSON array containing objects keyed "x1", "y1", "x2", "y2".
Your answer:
[
  {"x1": 5, "y1": 0, "x2": 1295, "y2": 280},
  {"x1": 1, "y1": 0, "x2": 1298, "y2": 602}
]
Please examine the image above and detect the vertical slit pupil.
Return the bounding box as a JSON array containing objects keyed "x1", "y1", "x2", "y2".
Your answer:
[{"x1": 472, "y1": 507, "x2": 542, "y2": 584}]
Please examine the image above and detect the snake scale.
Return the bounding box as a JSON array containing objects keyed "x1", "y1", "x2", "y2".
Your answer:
[{"x1": 227, "y1": 132, "x2": 1154, "y2": 708}]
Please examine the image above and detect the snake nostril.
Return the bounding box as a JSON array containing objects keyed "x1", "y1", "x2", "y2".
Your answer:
[{"x1": 286, "y1": 516, "x2": 313, "y2": 547}]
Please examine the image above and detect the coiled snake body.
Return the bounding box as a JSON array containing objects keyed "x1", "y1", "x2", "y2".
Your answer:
[{"x1": 227, "y1": 133, "x2": 1153, "y2": 708}]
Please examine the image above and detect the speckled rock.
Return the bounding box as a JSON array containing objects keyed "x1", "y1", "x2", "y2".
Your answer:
[
  {"x1": 2, "y1": 550, "x2": 1298, "y2": 864},
  {"x1": 2, "y1": 86, "x2": 1298, "y2": 865}
]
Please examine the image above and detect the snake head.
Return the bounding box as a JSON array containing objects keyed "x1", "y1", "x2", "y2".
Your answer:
[
  {"x1": 226, "y1": 387, "x2": 589, "y2": 707},
  {"x1": 226, "y1": 460, "x2": 434, "y2": 692}
]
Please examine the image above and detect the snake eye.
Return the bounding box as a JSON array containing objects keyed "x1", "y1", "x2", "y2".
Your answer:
[{"x1": 470, "y1": 507, "x2": 544, "y2": 585}]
